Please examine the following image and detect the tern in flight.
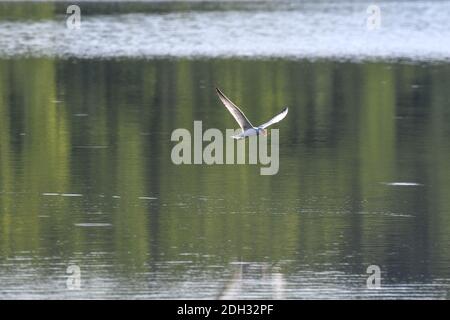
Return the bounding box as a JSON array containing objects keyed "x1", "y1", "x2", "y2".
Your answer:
[{"x1": 216, "y1": 88, "x2": 288, "y2": 140}]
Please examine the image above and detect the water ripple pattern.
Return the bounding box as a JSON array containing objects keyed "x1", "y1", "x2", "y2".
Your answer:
[{"x1": 0, "y1": 1, "x2": 449, "y2": 61}]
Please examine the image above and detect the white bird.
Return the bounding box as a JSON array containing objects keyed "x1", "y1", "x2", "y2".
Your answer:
[{"x1": 216, "y1": 88, "x2": 288, "y2": 139}]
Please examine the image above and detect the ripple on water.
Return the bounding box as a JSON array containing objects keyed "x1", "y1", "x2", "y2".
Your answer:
[
  {"x1": 382, "y1": 182, "x2": 424, "y2": 186},
  {"x1": 0, "y1": 2, "x2": 449, "y2": 61},
  {"x1": 74, "y1": 223, "x2": 112, "y2": 227}
]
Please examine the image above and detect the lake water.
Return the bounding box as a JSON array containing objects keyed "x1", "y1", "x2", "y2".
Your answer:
[
  {"x1": 1, "y1": 1, "x2": 450, "y2": 60},
  {"x1": 1, "y1": 1, "x2": 450, "y2": 299}
]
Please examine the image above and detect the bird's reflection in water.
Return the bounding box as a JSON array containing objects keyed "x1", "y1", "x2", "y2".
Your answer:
[{"x1": 218, "y1": 262, "x2": 286, "y2": 300}]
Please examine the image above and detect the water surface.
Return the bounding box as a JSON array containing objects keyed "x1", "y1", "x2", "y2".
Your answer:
[
  {"x1": 1, "y1": 57, "x2": 450, "y2": 298},
  {"x1": 0, "y1": 1, "x2": 450, "y2": 60},
  {"x1": 1, "y1": 1, "x2": 450, "y2": 299}
]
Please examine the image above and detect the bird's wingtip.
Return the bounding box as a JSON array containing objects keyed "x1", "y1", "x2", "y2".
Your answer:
[{"x1": 215, "y1": 87, "x2": 226, "y2": 98}]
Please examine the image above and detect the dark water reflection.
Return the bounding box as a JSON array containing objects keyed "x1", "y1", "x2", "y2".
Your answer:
[{"x1": 1, "y1": 58, "x2": 450, "y2": 298}]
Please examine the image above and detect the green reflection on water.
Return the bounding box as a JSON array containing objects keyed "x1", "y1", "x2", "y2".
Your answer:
[{"x1": 1, "y1": 57, "x2": 450, "y2": 288}]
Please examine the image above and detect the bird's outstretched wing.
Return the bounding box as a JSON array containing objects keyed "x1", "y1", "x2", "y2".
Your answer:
[
  {"x1": 259, "y1": 107, "x2": 289, "y2": 129},
  {"x1": 216, "y1": 88, "x2": 254, "y2": 131}
]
